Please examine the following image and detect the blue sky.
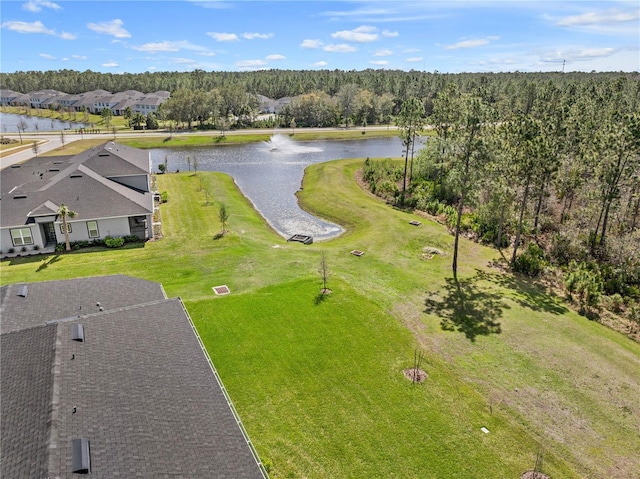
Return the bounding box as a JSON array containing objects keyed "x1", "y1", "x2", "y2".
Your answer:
[{"x1": 1, "y1": 0, "x2": 638, "y2": 73}]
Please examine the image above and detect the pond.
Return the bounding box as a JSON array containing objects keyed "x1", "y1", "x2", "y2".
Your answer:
[
  {"x1": 0, "y1": 112, "x2": 90, "y2": 133},
  {"x1": 151, "y1": 134, "x2": 410, "y2": 241}
]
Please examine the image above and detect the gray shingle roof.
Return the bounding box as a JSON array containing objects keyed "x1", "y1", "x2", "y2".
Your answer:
[
  {"x1": 0, "y1": 142, "x2": 153, "y2": 228},
  {"x1": 1, "y1": 276, "x2": 266, "y2": 478}
]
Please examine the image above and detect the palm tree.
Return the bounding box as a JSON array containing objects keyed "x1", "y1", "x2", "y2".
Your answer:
[{"x1": 57, "y1": 203, "x2": 77, "y2": 251}]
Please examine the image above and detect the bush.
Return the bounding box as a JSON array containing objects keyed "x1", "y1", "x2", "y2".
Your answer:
[
  {"x1": 123, "y1": 234, "x2": 141, "y2": 243},
  {"x1": 8, "y1": 248, "x2": 15, "y2": 254},
  {"x1": 55, "y1": 243, "x2": 65, "y2": 253},
  {"x1": 21, "y1": 246, "x2": 27, "y2": 252},
  {"x1": 104, "y1": 236, "x2": 125, "y2": 248},
  {"x1": 161, "y1": 191, "x2": 169, "y2": 203},
  {"x1": 513, "y1": 243, "x2": 546, "y2": 277},
  {"x1": 33, "y1": 244, "x2": 40, "y2": 251}
]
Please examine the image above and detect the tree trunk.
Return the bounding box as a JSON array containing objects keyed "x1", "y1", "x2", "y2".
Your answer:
[
  {"x1": 497, "y1": 204, "x2": 505, "y2": 249},
  {"x1": 63, "y1": 216, "x2": 71, "y2": 252},
  {"x1": 452, "y1": 188, "x2": 466, "y2": 280},
  {"x1": 511, "y1": 175, "x2": 531, "y2": 265}
]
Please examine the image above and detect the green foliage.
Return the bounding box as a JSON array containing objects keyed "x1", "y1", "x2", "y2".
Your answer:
[
  {"x1": 565, "y1": 261, "x2": 604, "y2": 313},
  {"x1": 158, "y1": 163, "x2": 167, "y2": 174},
  {"x1": 513, "y1": 243, "x2": 547, "y2": 277},
  {"x1": 161, "y1": 191, "x2": 169, "y2": 203},
  {"x1": 104, "y1": 236, "x2": 125, "y2": 248}
]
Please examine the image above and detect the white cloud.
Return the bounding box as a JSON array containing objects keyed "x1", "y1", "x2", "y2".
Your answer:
[
  {"x1": 132, "y1": 40, "x2": 209, "y2": 53},
  {"x1": 301, "y1": 39, "x2": 322, "y2": 49},
  {"x1": 406, "y1": 57, "x2": 423, "y2": 63},
  {"x1": 2, "y1": 20, "x2": 55, "y2": 35},
  {"x1": 23, "y1": 0, "x2": 61, "y2": 12},
  {"x1": 540, "y1": 47, "x2": 618, "y2": 63},
  {"x1": 444, "y1": 36, "x2": 499, "y2": 50},
  {"x1": 403, "y1": 48, "x2": 420, "y2": 53},
  {"x1": 172, "y1": 57, "x2": 197, "y2": 65},
  {"x1": 369, "y1": 60, "x2": 388, "y2": 65},
  {"x1": 323, "y1": 43, "x2": 357, "y2": 53},
  {"x1": 71, "y1": 54, "x2": 87, "y2": 60},
  {"x1": 102, "y1": 61, "x2": 119, "y2": 67},
  {"x1": 243, "y1": 32, "x2": 273, "y2": 40},
  {"x1": 59, "y1": 31, "x2": 76, "y2": 40},
  {"x1": 557, "y1": 10, "x2": 639, "y2": 27},
  {"x1": 374, "y1": 49, "x2": 393, "y2": 57},
  {"x1": 312, "y1": 61, "x2": 328, "y2": 67},
  {"x1": 266, "y1": 54, "x2": 286, "y2": 61},
  {"x1": 331, "y1": 25, "x2": 379, "y2": 43},
  {"x1": 39, "y1": 53, "x2": 56, "y2": 60},
  {"x1": 87, "y1": 19, "x2": 131, "y2": 39},
  {"x1": 382, "y1": 29, "x2": 398, "y2": 37},
  {"x1": 198, "y1": 51, "x2": 216, "y2": 57},
  {"x1": 206, "y1": 32, "x2": 239, "y2": 42},
  {"x1": 236, "y1": 59, "x2": 268, "y2": 70}
]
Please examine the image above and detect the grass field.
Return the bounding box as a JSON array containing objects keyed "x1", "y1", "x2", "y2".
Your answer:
[{"x1": 2, "y1": 155, "x2": 639, "y2": 478}]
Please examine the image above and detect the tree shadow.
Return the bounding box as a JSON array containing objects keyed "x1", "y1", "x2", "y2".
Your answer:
[
  {"x1": 36, "y1": 254, "x2": 62, "y2": 272},
  {"x1": 424, "y1": 273, "x2": 505, "y2": 341},
  {"x1": 475, "y1": 269, "x2": 569, "y2": 315}
]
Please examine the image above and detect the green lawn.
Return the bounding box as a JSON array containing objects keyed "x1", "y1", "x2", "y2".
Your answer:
[{"x1": 2, "y1": 158, "x2": 639, "y2": 478}]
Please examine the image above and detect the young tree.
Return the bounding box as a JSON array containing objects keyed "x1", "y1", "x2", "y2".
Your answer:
[
  {"x1": 218, "y1": 203, "x2": 229, "y2": 235},
  {"x1": 60, "y1": 130, "x2": 65, "y2": 149},
  {"x1": 100, "y1": 108, "x2": 113, "y2": 128},
  {"x1": 397, "y1": 97, "x2": 425, "y2": 203},
  {"x1": 319, "y1": 252, "x2": 330, "y2": 293},
  {"x1": 57, "y1": 203, "x2": 77, "y2": 252},
  {"x1": 32, "y1": 141, "x2": 39, "y2": 157}
]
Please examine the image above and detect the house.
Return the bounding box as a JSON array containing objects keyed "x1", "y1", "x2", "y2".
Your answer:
[
  {"x1": 0, "y1": 275, "x2": 268, "y2": 478},
  {"x1": 0, "y1": 141, "x2": 154, "y2": 254}
]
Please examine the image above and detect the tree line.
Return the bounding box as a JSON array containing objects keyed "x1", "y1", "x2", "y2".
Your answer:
[{"x1": 364, "y1": 76, "x2": 640, "y2": 331}]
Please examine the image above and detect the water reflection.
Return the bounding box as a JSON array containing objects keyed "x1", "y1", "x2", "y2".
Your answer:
[
  {"x1": 0, "y1": 112, "x2": 89, "y2": 133},
  {"x1": 151, "y1": 135, "x2": 406, "y2": 241}
]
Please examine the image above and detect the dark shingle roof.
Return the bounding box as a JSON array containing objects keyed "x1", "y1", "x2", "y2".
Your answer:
[
  {"x1": 0, "y1": 142, "x2": 152, "y2": 228},
  {"x1": 0, "y1": 324, "x2": 57, "y2": 478},
  {"x1": 0, "y1": 276, "x2": 266, "y2": 478}
]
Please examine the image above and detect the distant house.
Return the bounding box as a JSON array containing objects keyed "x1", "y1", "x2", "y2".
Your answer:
[
  {"x1": 0, "y1": 275, "x2": 267, "y2": 478},
  {"x1": 0, "y1": 141, "x2": 154, "y2": 253}
]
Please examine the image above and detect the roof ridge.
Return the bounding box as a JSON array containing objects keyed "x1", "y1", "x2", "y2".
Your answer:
[
  {"x1": 46, "y1": 323, "x2": 62, "y2": 475},
  {"x1": 46, "y1": 297, "x2": 178, "y2": 324}
]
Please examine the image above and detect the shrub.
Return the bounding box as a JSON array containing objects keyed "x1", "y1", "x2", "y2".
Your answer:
[
  {"x1": 8, "y1": 248, "x2": 15, "y2": 254},
  {"x1": 161, "y1": 191, "x2": 169, "y2": 203},
  {"x1": 54, "y1": 243, "x2": 65, "y2": 253},
  {"x1": 513, "y1": 243, "x2": 546, "y2": 277},
  {"x1": 21, "y1": 246, "x2": 27, "y2": 252},
  {"x1": 91, "y1": 238, "x2": 105, "y2": 247},
  {"x1": 104, "y1": 236, "x2": 125, "y2": 248},
  {"x1": 123, "y1": 235, "x2": 140, "y2": 243},
  {"x1": 565, "y1": 260, "x2": 603, "y2": 314},
  {"x1": 33, "y1": 244, "x2": 40, "y2": 251}
]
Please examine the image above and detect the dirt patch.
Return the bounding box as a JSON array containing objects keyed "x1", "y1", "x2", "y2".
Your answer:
[
  {"x1": 520, "y1": 471, "x2": 550, "y2": 479},
  {"x1": 403, "y1": 368, "x2": 428, "y2": 383}
]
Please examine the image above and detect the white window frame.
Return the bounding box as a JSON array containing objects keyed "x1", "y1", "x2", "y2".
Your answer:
[
  {"x1": 86, "y1": 221, "x2": 100, "y2": 238},
  {"x1": 10, "y1": 227, "x2": 34, "y2": 246},
  {"x1": 59, "y1": 223, "x2": 72, "y2": 234}
]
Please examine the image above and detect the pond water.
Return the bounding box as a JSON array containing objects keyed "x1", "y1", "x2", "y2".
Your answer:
[
  {"x1": 151, "y1": 134, "x2": 410, "y2": 240},
  {"x1": 0, "y1": 112, "x2": 90, "y2": 133}
]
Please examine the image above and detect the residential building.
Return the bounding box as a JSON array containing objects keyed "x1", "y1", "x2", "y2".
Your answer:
[
  {"x1": 0, "y1": 141, "x2": 154, "y2": 253},
  {"x1": 0, "y1": 275, "x2": 268, "y2": 478}
]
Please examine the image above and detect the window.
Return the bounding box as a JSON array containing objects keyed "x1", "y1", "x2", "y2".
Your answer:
[
  {"x1": 86, "y1": 221, "x2": 99, "y2": 238},
  {"x1": 59, "y1": 223, "x2": 72, "y2": 234},
  {"x1": 10, "y1": 227, "x2": 33, "y2": 246}
]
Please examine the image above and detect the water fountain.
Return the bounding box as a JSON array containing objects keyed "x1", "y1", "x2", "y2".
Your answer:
[{"x1": 263, "y1": 134, "x2": 323, "y2": 153}]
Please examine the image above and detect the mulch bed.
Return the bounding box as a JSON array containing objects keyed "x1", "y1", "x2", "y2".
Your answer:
[
  {"x1": 520, "y1": 471, "x2": 550, "y2": 479},
  {"x1": 402, "y1": 368, "x2": 428, "y2": 383}
]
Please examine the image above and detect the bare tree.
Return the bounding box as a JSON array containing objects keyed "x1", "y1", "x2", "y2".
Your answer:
[{"x1": 319, "y1": 252, "x2": 330, "y2": 293}]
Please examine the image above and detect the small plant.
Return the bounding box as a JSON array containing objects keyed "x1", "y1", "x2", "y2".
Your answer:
[
  {"x1": 513, "y1": 243, "x2": 546, "y2": 277},
  {"x1": 104, "y1": 236, "x2": 125, "y2": 248},
  {"x1": 33, "y1": 244, "x2": 40, "y2": 251},
  {"x1": 21, "y1": 246, "x2": 27, "y2": 252},
  {"x1": 161, "y1": 191, "x2": 169, "y2": 203},
  {"x1": 8, "y1": 248, "x2": 15, "y2": 254},
  {"x1": 54, "y1": 243, "x2": 65, "y2": 253}
]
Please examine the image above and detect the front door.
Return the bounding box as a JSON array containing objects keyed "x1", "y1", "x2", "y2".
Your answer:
[{"x1": 43, "y1": 222, "x2": 57, "y2": 244}]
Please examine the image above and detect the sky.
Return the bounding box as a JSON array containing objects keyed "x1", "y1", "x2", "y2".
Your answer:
[{"x1": 0, "y1": 0, "x2": 638, "y2": 74}]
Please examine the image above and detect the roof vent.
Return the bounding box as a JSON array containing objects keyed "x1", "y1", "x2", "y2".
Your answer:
[
  {"x1": 71, "y1": 438, "x2": 91, "y2": 474},
  {"x1": 10, "y1": 164, "x2": 21, "y2": 168},
  {"x1": 49, "y1": 168, "x2": 60, "y2": 172},
  {"x1": 17, "y1": 285, "x2": 28, "y2": 297},
  {"x1": 70, "y1": 174, "x2": 83, "y2": 178},
  {"x1": 71, "y1": 324, "x2": 85, "y2": 342},
  {"x1": 13, "y1": 195, "x2": 27, "y2": 199},
  {"x1": 98, "y1": 153, "x2": 110, "y2": 157}
]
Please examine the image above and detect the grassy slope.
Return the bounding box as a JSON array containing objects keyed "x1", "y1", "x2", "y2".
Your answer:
[{"x1": 2, "y1": 158, "x2": 638, "y2": 478}]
